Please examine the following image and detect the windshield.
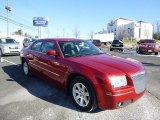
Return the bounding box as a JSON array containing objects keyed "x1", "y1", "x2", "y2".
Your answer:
[
  {"x1": 141, "y1": 39, "x2": 156, "y2": 43},
  {"x1": 59, "y1": 41, "x2": 104, "y2": 58},
  {"x1": 0, "y1": 38, "x2": 17, "y2": 44},
  {"x1": 112, "y1": 40, "x2": 123, "y2": 44}
]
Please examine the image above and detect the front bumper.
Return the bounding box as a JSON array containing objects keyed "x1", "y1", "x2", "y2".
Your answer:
[
  {"x1": 105, "y1": 87, "x2": 145, "y2": 109},
  {"x1": 96, "y1": 84, "x2": 145, "y2": 110},
  {"x1": 140, "y1": 49, "x2": 159, "y2": 53},
  {"x1": 3, "y1": 49, "x2": 20, "y2": 55},
  {"x1": 96, "y1": 70, "x2": 146, "y2": 110},
  {"x1": 110, "y1": 46, "x2": 124, "y2": 50}
]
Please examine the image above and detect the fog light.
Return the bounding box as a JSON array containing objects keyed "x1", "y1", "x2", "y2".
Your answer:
[
  {"x1": 117, "y1": 100, "x2": 132, "y2": 108},
  {"x1": 117, "y1": 102, "x2": 123, "y2": 107}
]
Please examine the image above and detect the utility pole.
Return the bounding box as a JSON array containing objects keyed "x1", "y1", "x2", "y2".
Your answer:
[{"x1": 5, "y1": 0, "x2": 12, "y2": 37}]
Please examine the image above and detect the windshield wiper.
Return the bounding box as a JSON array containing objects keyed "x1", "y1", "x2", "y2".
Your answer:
[{"x1": 91, "y1": 52, "x2": 105, "y2": 55}]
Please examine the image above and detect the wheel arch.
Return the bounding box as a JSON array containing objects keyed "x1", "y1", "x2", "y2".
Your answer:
[{"x1": 66, "y1": 73, "x2": 97, "y2": 97}]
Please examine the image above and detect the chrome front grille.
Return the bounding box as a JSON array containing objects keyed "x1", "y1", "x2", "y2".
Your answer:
[{"x1": 132, "y1": 71, "x2": 147, "y2": 94}]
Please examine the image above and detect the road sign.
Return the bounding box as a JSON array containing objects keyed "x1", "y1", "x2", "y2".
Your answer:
[{"x1": 33, "y1": 17, "x2": 49, "y2": 27}]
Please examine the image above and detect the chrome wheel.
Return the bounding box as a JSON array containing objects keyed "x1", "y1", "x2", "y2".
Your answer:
[
  {"x1": 72, "y1": 83, "x2": 90, "y2": 107},
  {"x1": 23, "y1": 61, "x2": 29, "y2": 75}
]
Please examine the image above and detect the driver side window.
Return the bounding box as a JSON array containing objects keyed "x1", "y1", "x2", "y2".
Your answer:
[{"x1": 41, "y1": 41, "x2": 56, "y2": 53}]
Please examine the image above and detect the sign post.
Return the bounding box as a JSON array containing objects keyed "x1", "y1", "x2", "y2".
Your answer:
[{"x1": 33, "y1": 17, "x2": 49, "y2": 38}]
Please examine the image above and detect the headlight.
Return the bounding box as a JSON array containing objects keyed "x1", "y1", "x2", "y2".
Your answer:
[
  {"x1": 3, "y1": 46, "x2": 8, "y2": 50},
  {"x1": 109, "y1": 76, "x2": 127, "y2": 88}
]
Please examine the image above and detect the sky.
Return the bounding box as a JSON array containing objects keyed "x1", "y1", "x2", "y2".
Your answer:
[{"x1": 0, "y1": 0, "x2": 160, "y2": 39}]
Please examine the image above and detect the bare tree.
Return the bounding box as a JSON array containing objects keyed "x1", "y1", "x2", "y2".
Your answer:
[
  {"x1": 118, "y1": 26, "x2": 127, "y2": 40},
  {"x1": 154, "y1": 21, "x2": 160, "y2": 40},
  {"x1": 155, "y1": 21, "x2": 160, "y2": 33},
  {"x1": 73, "y1": 25, "x2": 80, "y2": 38},
  {"x1": 88, "y1": 30, "x2": 94, "y2": 39},
  {"x1": 108, "y1": 20, "x2": 114, "y2": 26}
]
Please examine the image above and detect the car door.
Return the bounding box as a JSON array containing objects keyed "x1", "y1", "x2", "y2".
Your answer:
[
  {"x1": 28, "y1": 41, "x2": 43, "y2": 74},
  {"x1": 39, "y1": 41, "x2": 68, "y2": 86}
]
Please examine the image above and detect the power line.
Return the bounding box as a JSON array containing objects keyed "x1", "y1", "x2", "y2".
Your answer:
[
  {"x1": 0, "y1": 8, "x2": 33, "y2": 25},
  {"x1": 0, "y1": 15, "x2": 37, "y2": 31}
]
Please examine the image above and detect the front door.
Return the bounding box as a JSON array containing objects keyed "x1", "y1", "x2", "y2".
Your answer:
[{"x1": 39, "y1": 41, "x2": 68, "y2": 86}]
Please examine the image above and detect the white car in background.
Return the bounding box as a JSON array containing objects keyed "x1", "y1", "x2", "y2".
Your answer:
[
  {"x1": 0, "y1": 38, "x2": 21, "y2": 56},
  {"x1": 23, "y1": 38, "x2": 37, "y2": 47}
]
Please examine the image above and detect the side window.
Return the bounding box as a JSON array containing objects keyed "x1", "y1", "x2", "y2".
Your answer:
[
  {"x1": 41, "y1": 41, "x2": 56, "y2": 53},
  {"x1": 31, "y1": 41, "x2": 42, "y2": 52}
]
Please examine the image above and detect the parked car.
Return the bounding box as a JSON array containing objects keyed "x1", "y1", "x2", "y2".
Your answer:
[
  {"x1": 136, "y1": 39, "x2": 160, "y2": 55},
  {"x1": 92, "y1": 39, "x2": 101, "y2": 47},
  {"x1": 23, "y1": 38, "x2": 31, "y2": 47},
  {"x1": 110, "y1": 40, "x2": 124, "y2": 51},
  {"x1": 23, "y1": 38, "x2": 37, "y2": 47},
  {"x1": 0, "y1": 38, "x2": 21, "y2": 56},
  {"x1": 20, "y1": 38, "x2": 146, "y2": 112},
  {"x1": 88, "y1": 39, "x2": 101, "y2": 47}
]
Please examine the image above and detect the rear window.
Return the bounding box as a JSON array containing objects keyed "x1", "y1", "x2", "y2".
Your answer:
[
  {"x1": 93, "y1": 40, "x2": 100, "y2": 44},
  {"x1": 112, "y1": 40, "x2": 123, "y2": 44}
]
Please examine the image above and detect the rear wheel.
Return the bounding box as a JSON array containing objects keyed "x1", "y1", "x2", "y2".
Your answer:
[
  {"x1": 110, "y1": 48, "x2": 113, "y2": 51},
  {"x1": 70, "y1": 76, "x2": 97, "y2": 112},
  {"x1": 155, "y1": 52, "x2": 158, "y2": 55},
  {"x1": 137, "y1": 50, "x2": 142, "y2": 54},
  {"x1": 22, "y1": 59, "x2": 32, "y2": 77}
]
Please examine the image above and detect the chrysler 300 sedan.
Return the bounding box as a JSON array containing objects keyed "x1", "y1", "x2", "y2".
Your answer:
[{"x1": 20, "y1": 38, "x2": 146, "y2": 112}]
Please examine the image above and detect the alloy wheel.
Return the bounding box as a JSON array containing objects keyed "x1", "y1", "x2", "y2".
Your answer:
[
  {"x1": 72, "y1": 83, "x2": 90, "y2": 107},
  {"x1": 23, "y1": 61, "x2": 29, "y2": 75}
]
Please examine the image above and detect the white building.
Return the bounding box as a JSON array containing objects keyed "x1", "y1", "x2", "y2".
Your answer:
[{"x1": 107, "y1": 18, "x2": 153, "y2": 40}]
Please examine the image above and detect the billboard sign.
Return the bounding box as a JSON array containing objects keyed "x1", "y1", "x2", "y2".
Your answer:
[{"x1": 33, "y1": 17, "x2": 49, "y2": 27}]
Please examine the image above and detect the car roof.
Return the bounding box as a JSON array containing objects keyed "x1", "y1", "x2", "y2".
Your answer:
[{"x1": 39, "y1": 38, "x2": 85, "y2": 42}]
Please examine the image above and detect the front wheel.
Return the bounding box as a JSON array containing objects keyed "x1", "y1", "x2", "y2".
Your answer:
[
  {"x1": 0, "y1": 49, "x2": 4, "y2": 57},
  {"x1": 137, "y1": 50, "x2": 142, "y2": 54},
  {"x1": 70, "y1": 76, "x2": 97, "y2": 112}
]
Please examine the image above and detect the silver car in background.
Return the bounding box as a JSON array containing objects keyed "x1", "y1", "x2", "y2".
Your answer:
[{"x1": 0, "y1": 38, "x2": 21, "y2": 56}]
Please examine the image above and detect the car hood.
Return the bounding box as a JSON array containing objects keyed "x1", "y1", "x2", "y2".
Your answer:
[{"x1": 67, "y1": 54, "x2": 143, "y2": 75}]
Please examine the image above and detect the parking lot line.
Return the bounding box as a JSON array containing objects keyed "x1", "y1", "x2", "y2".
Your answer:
[{"x1": 2, "y1": 58, "x2": 19, "y2": 66}]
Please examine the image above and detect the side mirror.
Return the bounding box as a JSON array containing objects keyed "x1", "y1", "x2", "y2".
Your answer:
[{"x1": 46, "y1": 50, "x2": 56, "y2": 56}]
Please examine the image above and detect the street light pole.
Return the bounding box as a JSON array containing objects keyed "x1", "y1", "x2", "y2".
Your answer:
[{"x1": 5, "y1": 0, "x2": 12, "y2": 37}]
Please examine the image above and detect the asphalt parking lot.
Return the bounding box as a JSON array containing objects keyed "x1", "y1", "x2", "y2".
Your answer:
[{"x1": 0, "y1": 49, "x2": 160, "y2": 120}]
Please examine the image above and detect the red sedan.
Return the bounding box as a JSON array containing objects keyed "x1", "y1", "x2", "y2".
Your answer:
[{"x1": 20, "y1": 38, "x2": 146, "y2": 112}]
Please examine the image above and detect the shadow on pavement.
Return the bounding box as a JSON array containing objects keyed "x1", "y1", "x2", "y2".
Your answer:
[
  {"x1": 2, "y1": 65, "x2": 102, "y2": 113},
  {"x1": 142, "y1": 62, "x2": 160, "y2": 67}
]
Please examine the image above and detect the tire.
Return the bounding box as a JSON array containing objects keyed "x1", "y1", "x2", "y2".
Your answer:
[
  {"x1": 110, "y1": 48, "x2": 113, "y2": 51},
  {"x1": 22, "y1": 59, "x2": 32, "y2": 77},
  {"x1": 119, "y1": 49, "x2": 123, "y2": 52},
  {"x1": 137, "y1": 50, "x2": 142, "y2": 54},
  {"x1": 0, "y1": 49, "x2": 4, "y2": 57},
  {"x1": 155, "y1": 52, "x2": 158, "y2": 55},
  {"x1": 70, "y1": 76, "x2": 97, "y2": 112}
]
